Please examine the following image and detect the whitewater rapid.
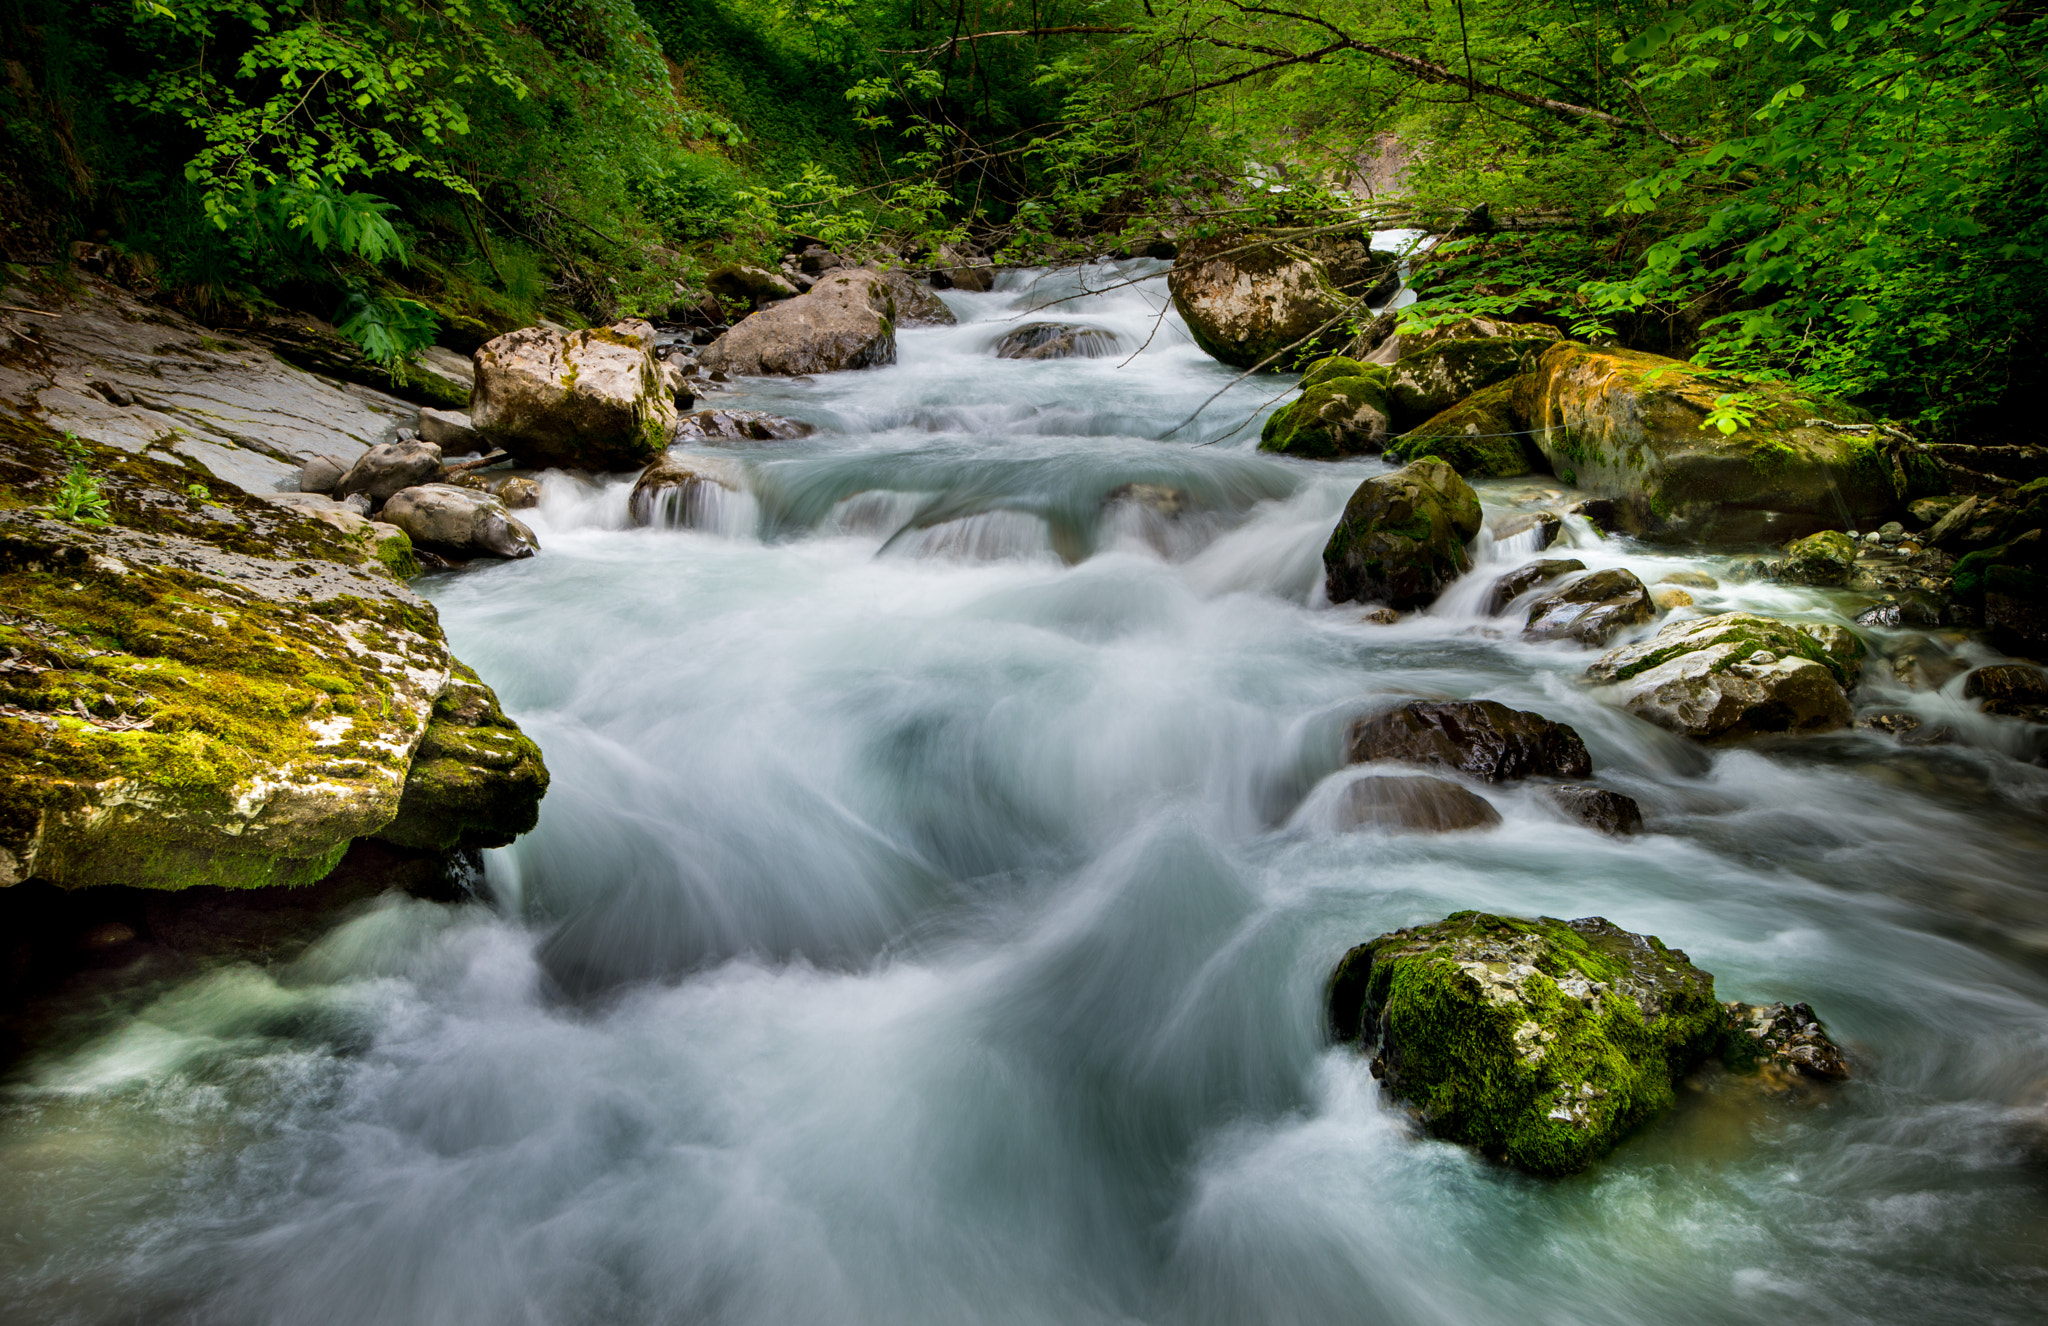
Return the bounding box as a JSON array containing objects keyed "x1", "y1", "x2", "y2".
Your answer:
[{"x1": 4, "y1": 262, "x2": 2046, "y2": 1325}]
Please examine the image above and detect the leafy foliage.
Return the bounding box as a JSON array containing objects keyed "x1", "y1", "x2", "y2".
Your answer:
[{"x1": 40, "y1": 436, "x2": 113, "y2": 527}]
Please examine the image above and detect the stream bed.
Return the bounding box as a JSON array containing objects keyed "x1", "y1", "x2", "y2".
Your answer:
[{"x1": 4, "y1": 262, "x2": 2047, "y2": 1324}]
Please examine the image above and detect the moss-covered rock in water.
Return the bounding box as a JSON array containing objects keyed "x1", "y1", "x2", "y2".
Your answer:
[
  {"x1": 1585, "y1": 612, "x2": 1854, "y2": 739},
  {"x1": 1326, "y1": 912, "x2": 1730, "y2": 1175},
  {"x1": 1384, "y1": 382, "x2": 1541, "y2": 478},
  {"x1": 1323, "y1": 459, "x2": 1483, "y2": 608},
  {"x1": 1778, "y1": 530, "x2": 1857, "y2": 586},
  {"x1": 1515, "y1": 343, "x2": 1894, "y2": 541},
  {"x1": 1388, "y1": 337, "x2": 1555, "y2": 431},
  {"x1": 0, "y1": 421, "x2": 545, "y2": 890},
  {"x1": 376, "y1": 662, "x2": 548, "y2": 852},
  {"x1": 1260, "y1": 367, "x2": 1392, "y2": 459},
  {"x1": 1298, "y1": 356, "x2": 1376, "y2": 391}
]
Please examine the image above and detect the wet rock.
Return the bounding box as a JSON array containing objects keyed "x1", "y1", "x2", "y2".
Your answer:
[
  {"x1": 1963, "y1": 664, "x2": 2048, "y2": 718},
  {"x1": 1361, "y1": 607, "x2": 1401, "y2": 625},
  {"x1": 1796, "y1": 622, "x2": 1867, "y2": 688},
  {"x1": 375, "y1": 662, "x2": 549, "y2": 852},
  {"x1": 1952, "y1": 523, "x2": 2048, "y2": 658},
  {"x1": 1352, "y1": 312, "x2": 1560, "y2": 366},
  {"x1": 877, "y1": 268, "x2": 956, "y2": 327},
  {"x1": 1567, "y1": 497, "x2": 1621, "y2": 534},
  {"x1": 674, "y1": 408, "x2": 816, "y2": 443},
  {"x1": 994, "y1": 322, "x2": 1120, "y2": 360},
  {"x1": 335, "y1": 439, "x2": 443, "y2": 506},
  {"x1": 1261, "y1": 364, "x2": 1392, "y2": 458},
  {"x1": 1651, "y1": 586, "x2": 1694, "y2": 611},
  {"x1": 299, "y1": 454, "x2": 346, "y2": 495},
  {"x1": 929, "y1": 244, "x2": 994, "y2": 292},
  {"x1": 1488, "y1": 510, "x2": 1562, "y2": 549},
  {"x1": 1485, "y1": 558, "x2": 1586, "y2": 615},
  {"x1": 1345, "y1": 699, "x2": 1593, "y2": 782},
  {"x1": 1335, "y1": 774, "x2": 1501, "y2": 833},
  {"x1": 1325, "y1": 912, "x2": 1732, "y2": 1175},
  {"x1": 1387, "y1": 336, "x2": 1556, "y2": 430},
  {"x1": 1586, "y1": 612, "x2": 1856, "y2": 739},
  {"x1": 417, "y1": 406, "x2": 480, "y2": 451},
  {"x1": 495, "y1": 476, "x2": 541, "y2": 509},
  {"x1": 1854, "y1": 597, "x2": 1942, "y2": 629},
  {"x1": 380, "y1": 484, "x2": 539, "y2": 559},
  {"x1": 1659, "y1": 570, "x2": 1719, "y2": 589},
  {"x1": 698, "y1": 269, "x2": 898, "y2": 377},
  {"x1": 1855, "y1": 710, "x2": 1958, "y2": 745},
  {"x1": 1777, "y1": 530, "x2": 1857, "y2": 586},
  {"x1": 1167, "y1": 231, "x2": 1398, "y2": 370},
  {"x1": 1877, "y1": 520, "x2": 1905, "y2": 545},
  {"x1": 628, "y1": 453, "x2": 744, "y2": 528},
  {"x1": 1548, "y1": 785, "x2": 1644, "y2": 835},
  {"x1": 1523, "y1": 568, "x2": 1658, "y2": 646},
  {"x1": 469, "y1": 320, "x2": 676, "y2": 472},
  {"x1": 1104, "y1": 483, "x2": 1185, "y2": 518},
  {"x1": 1323, "y1": 459, "x2": 1483, "y2": 608},
  {"x1": 1517, "y1": 344, "x2": 1892, "y2": 539},
  {"x1": 706, "y1": 263, "x2": 799, "y2": 308},
  {"x1": 1721, "y1": 1000, "x2": 1850, "y2": 1082}
]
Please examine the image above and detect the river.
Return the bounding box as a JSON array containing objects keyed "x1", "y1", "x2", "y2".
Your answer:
[{"x1": 3, "y1": 261, "x2": 2046, "y2": 1324}]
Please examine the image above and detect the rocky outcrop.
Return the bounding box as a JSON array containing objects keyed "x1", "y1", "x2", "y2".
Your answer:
[
  {"x1": 628, "y1": 453, "x2": 745, "y2": 528},
  {"x1": 0, "y1": 275, "x2": 413, "y2": 495},
  {"x1": 1383, "y1": 381, "x2": 1540, "y2": 477},
  {"x1": 698, "y1": 269, "x2": 897, "y2": 377},
  {"x1": 1260, "y1": 361, "x2": 1392, "y2": 458},
  {"x1": 335, "y1": 439, "x2": 443, "y2": 505},
  {"x1": 929, "y1": 245, "x2": 994, "y2": 292},
  {"x1": 469, "y1": 320, "x2": 676, "y2": 472},
  {"x1": 1335, "y1": 774, "x2": 1501, "y2": 833},
  {"x1": 1346, "y1": 699, "x2": 1593, "y2": 782},
  {"x1": 1326, "y1": 912, "x2": 1846, "y2": 1175},
  {"x1": 375, "y1": 662, "x2": 548, "y2": 851},
  {"x1": 1515, "y1": 343, "x2": 1896, "y2": 541},
  {"x1": 993, "y1": 323, "x2": 1119, "y2": 360},
  {"x1": 1168, "y1": 231, "x2": 1397, "y2": 370},
  {"x1": 0, "y1": 422, "x2": 545, "y2": 890},
  {"x1": 1322, "y1": 459, "x2": 1482, "y2": 608},
  {"x1": 1585, "y1": 612, "x2": 1856, "y2": 738},
  {"x1": 1486, "y1": 558, "x2": 1586, "y2": 615},
  {"x1": 877, "y1": 269, "x2": 956, "y2": 327},
  {"x1": 1522, "y1": 568, "x2": 1658, "y2": 646},
  {"x1": 380, "y1": 484, "x2": 539, "y2": 560},
  {"x1": 674, "y1": 408, "x2": 815, "y2": 443}
]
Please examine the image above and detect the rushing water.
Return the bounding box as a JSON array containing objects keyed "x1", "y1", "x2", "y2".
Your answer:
[{"x1": 5, "y1": 262, "x2": 2048, "y2": 1325}]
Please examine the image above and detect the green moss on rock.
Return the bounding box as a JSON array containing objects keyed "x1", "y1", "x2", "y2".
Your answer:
[
  {"x1": 1778, "y1": 530, "x2": 1857, "y2": 586},
  {"x1": 1386, "y1": 381, "x2": 1541, "y2": 477},
  {"x1": 1322, "y1": 458, "x2": 1483, "y2": 607},
  {"x1": 1261, "y1": 372, "x2": 1393, "y2": 459},
  {"x1": 376, "y1": 662, "x2": 549, "y2": 852},
  {"x1": 1328, "y1": 911, "x2": 1728, "y2": 1175}
]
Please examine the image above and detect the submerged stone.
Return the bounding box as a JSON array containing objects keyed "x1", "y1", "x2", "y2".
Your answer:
[
  {"x1": 1522, "y1": 568, "x2": 1658, "y2": 646},
  {"x1": 1327, "y1": 912, "x2": 1846, "y2": 1174},
  {"x1": 993, "y1": 323, "x2": 1119, "y2": 360},
  {"x1": 1334, "y1": 774, "x2": 1501, "y2": 834}
]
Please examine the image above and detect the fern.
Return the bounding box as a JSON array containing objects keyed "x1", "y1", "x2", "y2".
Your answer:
[{"x1": 335, "y1": 293, "x2": 439, "y2": 371}]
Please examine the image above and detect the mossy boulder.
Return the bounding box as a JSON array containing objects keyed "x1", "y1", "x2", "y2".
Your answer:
[
  {"x1": 1953, "y1": 525, "x2": 2047, "y2": 658},
  {"x1": 0, "y1": 422, "x2": 546, "y2": 890},
  {"x1": 1327, "y1": 912, "x2": 1730, "y2": 1175},
  {"x1": 1515, "y1": 343, "x2": 1893, "y2": 541},
  {"x1": 1385, "y1": 381, "x2": 1541, "y2": 477},
  {"x1": 1778, "y1": 529, "x2": 1858, "y2": 586},
  {"x1": 1260, "y1": 365, "x2": 1393, "y2": 458},
  {"x1": 1300, "y1": 356, "x2": 1376, "y2": 390},
  {"x1": 1323, "y1": 459, "x2": 1483, "y2": 608},
  {"x1": 1168, "y1": 231, "x2": 1398, "y2": 370},
  {"x1": 1387, "y1": 337, "x2": 1556, "y2": 430},
  {"x1": 1585, "y1": 611, "x2": 1855, "y2": 738},
  {"x1": 376, "y1": 662, "x2": 548, "y2": 852},
  {"x1": 470, "y1": 319, "x2": 678, "y2": 472}
]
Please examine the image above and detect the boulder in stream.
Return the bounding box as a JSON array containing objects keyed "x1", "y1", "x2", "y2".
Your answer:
[
  {"x1": 675, "y1": 408, "x2": 815, "y2": 443},
  {"x1": 1345, "y1": 699, "x2": 1593, "y2": 782},
  {"x1": 629, "y1": 453, "x2": 745, "y2": 528},
  {"x1": 1548, "y1": 785, "x2": 1644, "y2": 835},
  {"x1": 1383, "y1": 382, "x2": 1541, "y2": 478},
  {"x1": 1485, "y1": 558, "x2": 1585, "y2": 615},
  {"x1": 878, "y1": 268, "x2": 957, "y2": 327},
  {"x1": 375, "y1": 662, "x2": 549, "y2": 852},
  {"x1": 1323, "y1": 459, "x2": 1482, "y2": 608},
  {"x1": 1777, "y1": 529, "x2": 1858, "y2": 586},
  {"x1": 994, "y1": 323, "x2": 1119, "y2": 360},
  {"x1": 698, "y1": 269, "x2": 898, "y2": 377},
  {"x1": 1522, "y1": 568, "x2": 1658, "y2": 646},
  {"x1": 1326, "y1": 912, "x2": 1846, "y2": 1175},
  {"x1": 1334, "y1": 774, "x2": 1502, "y2": 834},
  {"x1": 1387, "y1": 335, "x2": 1556, "y2": 430},
  {"x1": 469, "y1": 320, "x2": 676, "y2": 472},
  {"x1": 380, "y1": 484, "x2": 540, "y2": 560},
  {"x1": 1585, "y1": 611, "x2": 1856, "y2": 738},
  {"x1": 1168, "y1": 231, "x2": 1398, "y2": 370},
  {"x1": 335, "y1": 439, "x2": 443, "y2": 506}
]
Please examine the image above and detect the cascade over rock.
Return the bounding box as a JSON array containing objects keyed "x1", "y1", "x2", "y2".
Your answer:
[
  {"x1": 1345, "y1": 699, "x2": 1593, "y2": 782},
  {"x1": 470, "y1": 320, "x2": 676, "y2": 472},
  {"x1": 1586, "y1": 611, "x2": 1856, "y2": 738},
  {"x1": 698, "y1": 269, "x2": 898, "y2": 377},
  {"x1": 1322, "y1": 458, "x2": 1482, "y2": 607}
]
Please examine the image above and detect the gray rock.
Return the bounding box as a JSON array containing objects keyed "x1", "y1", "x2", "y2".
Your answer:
[
  {"x1": 930, "y1": 244, "x2": 994, "y2": 292},
  {"x1": 1335, "y1": 774, "x2": 1501, "y2": 833},
  {"x1": 1586, "y1": 612, "x2": 1855, "y2": 739},
  {"x1": 1489, "y1": 510, "x2": 1562, "y2": 549},
  {"x1": 495, "y1": 476, "x2": 542, "y2": 509},
  {"x1": 1523, "y1": 568, "x2": 1658, "y2": 646},
  {"x1": 418, "y1": 406, "x2": 480, "y2": 450},
  {"x1": 674, "y1": 408, "x2": 816, "y2": 443},
  {"x1": 877, "y1": 268, "x2": 956, "y2": 326},
  {"x1": 1346, "y1": 699, "x2": 1593, "y2": 782},
  {"x1": 629, "y1": 453, "x2": 744, "y2": 528},
  {"x1": 1548, "y1": 785, "x2": 1644, "y2": 835},
  {"x1": 299, "y1": 454, "x2": 346, "y2": 495},
  {"x1": 469, "y1": 320, "x2": 676, "y2": 472},
  {"x1": 381, "y1": 483, "x2": 539, "y2": 559},
  {"x1": 698, "y1": 269, "x2": 898, "y2": 377},
  {"x1": 1168, "y1": 230, "x2": 1397, "y2": 370},
  {"x1": 706, "y1": 263, "x2": 799, "y2": 307},
  {"x1": 1485, "y1": 558, "x2": 1585, "y2": 615},
  {"x1": 336, "y1": 439, "x2": 443, "y2": 506},
  {"x1": 994, "y1": 323, "x2": 1120, "y2": 360}
]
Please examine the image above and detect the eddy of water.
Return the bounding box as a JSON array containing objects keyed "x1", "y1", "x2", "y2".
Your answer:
[{"x1": 3, "y1": 262, "x2": 2046, "y2": 1325}]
